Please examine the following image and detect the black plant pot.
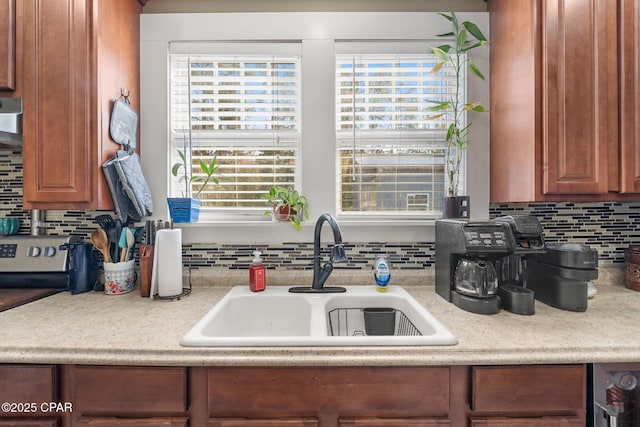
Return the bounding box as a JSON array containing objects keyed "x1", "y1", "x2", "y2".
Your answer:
[{"x1": 443, "y1": 195, "x2": 470, "y2": 219}]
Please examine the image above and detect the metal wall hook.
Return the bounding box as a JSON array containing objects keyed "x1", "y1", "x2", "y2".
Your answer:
[{"x1": 120, "y1": 88, "x2": 131, "y2": 104}]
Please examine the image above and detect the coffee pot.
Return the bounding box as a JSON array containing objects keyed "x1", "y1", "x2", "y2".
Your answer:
[
  {"x1": 454, "y1": 259, "x2": 498, "y2": 298},
  {"x1": 435, "y1": 219, "x2": 515, "y2": 315}
]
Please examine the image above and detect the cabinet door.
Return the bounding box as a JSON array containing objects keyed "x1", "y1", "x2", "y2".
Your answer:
[
  {"x1": 21, "y1": 0, "x2": 95, "y2": 205},
  {"x1": 470, "y1": 416, "x2": 583, "y2": 426},
  {"x1": 619, "y1": 0, "x2": 640, "y2": 193},
  {"x1": 542, "y1": 0, "x2": 617, "y2": 195},
  {"x1": 21, "y1": 0, "x2": 141, "y2": 209},
  {"x1": 0, "y1": 0, "x2": 15, "y2": 90}
]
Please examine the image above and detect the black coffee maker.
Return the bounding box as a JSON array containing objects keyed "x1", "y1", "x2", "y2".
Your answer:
[
  {"x1": 435, "y1": 219, "x2": 515, "y2": 314},
  {"x1": 492, "y1": 215, "x2": 546, "y2": 315}
]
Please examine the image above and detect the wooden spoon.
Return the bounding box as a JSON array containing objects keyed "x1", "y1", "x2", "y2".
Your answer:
[{"x1": 91, "y1": 229, "x2": 111, "y2": 263}]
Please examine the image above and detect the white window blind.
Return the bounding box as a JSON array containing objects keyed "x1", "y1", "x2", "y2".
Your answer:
[
  {"x1": 335, "y1": 49, "x2": 463, "y2": 216},
  {"x1": 169, "y1": 43, "x2": 301, "y2": 212}
]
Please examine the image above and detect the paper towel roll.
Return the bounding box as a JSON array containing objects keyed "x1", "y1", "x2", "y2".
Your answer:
[{"x1": 153, "y1": 229, "x2": 183, "y2": 297}]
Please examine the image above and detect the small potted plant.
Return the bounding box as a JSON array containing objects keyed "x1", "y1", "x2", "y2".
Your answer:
[
  {"x1": 262, "y1": 186, "x2": 309, "y2": 231},
  {"x1": 428, "y1": 11, "x2": 488, "y2": 218},
  {"x1": 168, "y1": 149, "x2": 223, "y2": 223}
]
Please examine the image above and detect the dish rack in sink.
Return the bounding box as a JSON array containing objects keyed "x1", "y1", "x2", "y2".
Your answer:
[{"x1": 328, "y1": 307, "x2": 422, "y2": 337}]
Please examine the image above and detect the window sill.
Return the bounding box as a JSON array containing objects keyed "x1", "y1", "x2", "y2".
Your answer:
[{"x1": 176, "y1": 217, "x2": 436, "y2": 244}]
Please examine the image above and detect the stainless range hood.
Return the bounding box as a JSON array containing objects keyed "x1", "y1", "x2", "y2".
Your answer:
[{"x1": 0, "y1": 97, "x2": 23, "y2": 148}]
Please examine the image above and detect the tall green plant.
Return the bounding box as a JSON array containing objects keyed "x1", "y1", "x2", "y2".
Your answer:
[
  {"x1": 429, "y1": 12, "x2": 488, "y2": 197},
  {"x1": 171, "y1": 149, "x2": 222, "y2": 199}
]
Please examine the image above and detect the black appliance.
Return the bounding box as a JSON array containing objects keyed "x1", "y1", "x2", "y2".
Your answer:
[
  {"x1": 492, "y1": 215, "x2": 546, "y2": 314},
  {"x1": 526, "y1": 243, "x2": 598, "y2": 312},
  {"x1": 0, "y1": 236, "x2": 98, "y2": 311},
  {"x1": 435, "y1": 219, "x2": 515, "y2": 315}
]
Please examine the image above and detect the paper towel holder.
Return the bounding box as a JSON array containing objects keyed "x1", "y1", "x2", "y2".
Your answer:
[{"x1": 152, "y1": 267, "x2": 192, "y2": 301}]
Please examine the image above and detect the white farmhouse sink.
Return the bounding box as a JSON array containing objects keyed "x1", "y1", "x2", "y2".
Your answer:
[{"x1": 180, "y1": 286, "x2": 457, "y2": 347}]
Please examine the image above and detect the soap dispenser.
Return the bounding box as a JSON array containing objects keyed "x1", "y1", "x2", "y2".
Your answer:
[{"x1": 249, "y1": 251, "x2": 266, "y2": 292}]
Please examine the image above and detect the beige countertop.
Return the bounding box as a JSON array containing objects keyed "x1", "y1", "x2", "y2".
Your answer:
[{"x1": 0, "y1": 268, "x2": 638, "y2": 367}]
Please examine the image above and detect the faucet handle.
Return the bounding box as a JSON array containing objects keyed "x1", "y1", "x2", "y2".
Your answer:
[{"x1": 331, "y1": 244, "x2": 348, "y2": 263}]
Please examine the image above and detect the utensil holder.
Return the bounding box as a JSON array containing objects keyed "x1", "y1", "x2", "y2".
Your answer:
[
  {"x1": 103, "y1": 260, "x2": 135, "y2": 295},
  {"x1": 363, "y1": 307, "x2": 396, "y2": 336}
]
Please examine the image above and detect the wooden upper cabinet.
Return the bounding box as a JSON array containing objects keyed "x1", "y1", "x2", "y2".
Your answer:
[
  {"x1": 0, "y1": 0, "x2": 15, "y2": 90},
  {"x1": 21, "y1": 0, "x2": 141, "y2": 209},
  {"x1": 619, "y1": 0, "x2": 640, "y2": 194},
  {"x1": 541, "y1": 0, "x2": 616, "y2": 195},
  {"x1": 489, "y1": 0, "x2": 624, "y2": 202}
]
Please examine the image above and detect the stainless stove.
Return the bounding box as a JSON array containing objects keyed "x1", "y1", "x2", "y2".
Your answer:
[{"x1": 0, "y1": 235, "x2": 80, "y2": 288}]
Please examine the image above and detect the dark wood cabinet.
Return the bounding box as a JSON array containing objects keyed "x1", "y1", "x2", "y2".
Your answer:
[
  {"x1": 619, "y1": 0, "x2": 640, "y2": 194},
  {"x1": 469, "y1": 417, "x2": 583, "y2": 426},
  {"x1": 21, "y1": 0, "x2": 141, "y2": 209},
  {"x1": 0, "y1": 420, "x2": 60, "y2": 426},
  {"x1": 207, "y1": 367, "x2": 450, "y2": 425},
  {"x1": 469, "y1": 365, "x2": 586, "y2": 425},
  {"x1": 0, "y1": 0, "x2": 15, "y2": 90},
  {"x1": 489, "y1": 0, "x2": 631, "y2": 202},
  {"x1": 0, "y1": 365, "x2": 60, "y2": 425},
  {"x1": 208, "y1": 420, "x2": 318, "y2": 427},
  {"x1": 0, "y1": 363, "x2": 588, "y2": 427},
  {"x1": 75, "y1": 418, "x2": 188, "y2": 426},
  {"x1": 68, "y1": 366, "x2": 187, "y2": 425}
]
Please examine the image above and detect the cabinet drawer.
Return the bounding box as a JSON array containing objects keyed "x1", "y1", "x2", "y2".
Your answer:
[
  {"x1": 0, "y1": 420, "x2": 59, "y2": 427},
  {"x1": 72, "y1": 366, "x2": 187, "y2": 413},
  {"x1": 471, "y1": 365, "x2": 585, "y2": 413},
  {"x1": 0, "y1": 365, "x2": 57, "y2": 403},
  {"x1": 208, "y1": 419, "x2": 318, "y2": 427},
  {"x1": 339, "y1": 418, "x2": 450, "y2": 426},
  {"x1": 76, "y1": 417, "x2": 188, "y2": 426},
  {"x1": 209, "y1": 367, "x2": 450, "y2": 416},
  {"x1": 470, "y1": 416, "x2": 583, "y2": 426}
]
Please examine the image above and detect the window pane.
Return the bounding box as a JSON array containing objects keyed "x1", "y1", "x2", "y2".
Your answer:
[
  {"x1": 338, "y1": 140, "x2": 446, "y2": 213},
  {"x1": 169, "y1": 50, "x2": 301, "y2": 210},
  {"x1": 336, "y1": 53, "x2": 463, "y2": 215}
]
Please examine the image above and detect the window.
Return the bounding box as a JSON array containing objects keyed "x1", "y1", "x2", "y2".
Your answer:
[
  {"x1": 141, "y1": 12, "x2": 489, "y2": 242},
  {"x1": 169, "y1": 42, "x2": 301, "y2": 215},
  {"x1": 335, "y1": 45, "x2": 460, "y2": 217}
]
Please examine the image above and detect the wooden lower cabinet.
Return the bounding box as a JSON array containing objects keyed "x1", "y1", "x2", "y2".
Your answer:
[
  {"x1": 74, "y1": 417, "x2": 188, "y2": 426},
  {"x1": 67, "y1": 366, "x2": 188, "y2": 427},
  {"x1": 207, "y1": 367, "x2": 450, "y2": 425},
  {"x1": 0, "y1": 420, "x2": 59, "y2": 427},
  {"x1": 0, "y1": 365, "x2": 60, "y2": 426},
  {"x1": 208, "y1": 419, "x2": 318, "y2": 427},
  {"x1": 339, "y1": 418, "x2": 449, "y2": 426},
  {"x1": 0, "y1": 364, "x2": 587, "y2": 427},
  {"x1": 469, "y1": 365, "x2": 587, "y2": 426},
  {"x1": 469, "y1": 417, "x2": 583, "y2": 426}
]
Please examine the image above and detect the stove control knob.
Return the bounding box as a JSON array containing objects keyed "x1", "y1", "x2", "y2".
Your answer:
[
  {"x1": 43, "y1": 246, "x2": 56, "y2": 257},
  {"x1": 27, "y1": 246, "x2": 41, "y2": 257}
]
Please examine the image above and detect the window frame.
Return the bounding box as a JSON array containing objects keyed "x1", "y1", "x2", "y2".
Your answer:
[
  {"x1": 334, "y1": 45, "x2": 461, "y2": 218},
  {"x1": 140, "y1": 12, "x2": 489, "y2": 244},
  {"x1": 168, "y1": 45, "x2": 303, "y2": 215}
]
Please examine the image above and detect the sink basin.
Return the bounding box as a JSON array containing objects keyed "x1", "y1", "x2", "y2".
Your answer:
[{"x1": 180, "y1": 286, "x2": 457, "y2": 347}]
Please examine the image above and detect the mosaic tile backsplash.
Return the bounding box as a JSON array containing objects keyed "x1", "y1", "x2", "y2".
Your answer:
[{"x1": 2, "y1": 149, "x2": 639, "y2": 270}]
